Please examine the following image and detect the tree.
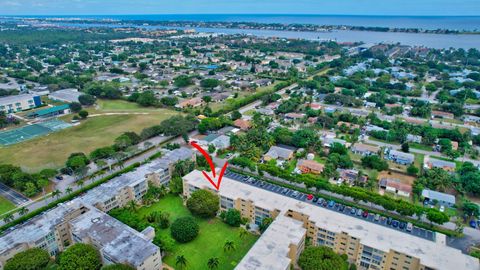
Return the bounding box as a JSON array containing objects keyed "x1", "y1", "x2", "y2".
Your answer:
[
  {"x1": 361, "y1": 155, "x2": 388, "y2": 171},
  {"x1": 174, "y1": 75, "x2": 193, "y2": 87},
  {"x1": 221, "y1": 209, "x2": 242, "y2": 227},
  {"x1": 259, "y1": 217, "x2": 273, "y2": 233},
  {"x1": 224, "y1": 240, "x2": 235, "y2": 252},
  {"x1": 426, "y1": 208, "x2": 450, "y2": 225},
  {"x1": 52, "y1": 189, "x2": 62, "y2": 199},
  {"x1": 201, "y1": 78, "x2": 220, "y2": 89},
  {"x1": 298, "y1": 246, "x2": 348, "y2": 270},
  {"x1": 3, "y1": 213, "x2": 13, "y2": 223},
  {"x1": 101, "y1": 264, "x2": 136, "y2": 270},
  {"x1": 207, "y1": 257, "x2": 220, "y2": 270},
  {"x1": 401, "y1": 142, "x2": 410, "y2": 153},
  {"x1": 186, "y1": 189, "x2": 220, "y2": 218},
  {"x1": 171, "y1": 217, "x2": 199, "y2": 243},
  {"x1": 239, "y1": 227, "x2": 248, "y2": 240},
  {"x1": 66, "y1": 153, "x2": 89, "y2": 171},
  {"x1": 69, "y1": 102, "x2": 82, "y2": 113},
  {"x1": 78, "y1": 94, "x2": 96, "y2": 106},
  {"x1": 208, "y1": 144, "x2": 216, "y2": 154},
  {"x1": 169, "y1": 176, "x2": 183, "y2": 194},
  {"x1": 19, "y1": 206, "x2": 28, "y2": 216},
  {"x1": 407, "y1": 165, "x2": 419, "y2": 176},
  {"x1": 59, "y1": 243, "x2": 101, "y2": 270},
  {"x1": 66, "y1": 187, "x2": 73, "y2": 195},
  {"x1": 136, "y1": 91, "x2": 157, "y2": 107},
  {"x1": 202, "y1": 95, "x2": 212, "y2": 103},
  {"x1": 78, "y1": 110, "x2": 89, "y2": 119},
  {"x1": 4, "y1": 248, "x2": 50, "y2": 270},
  {"x1": 175, "y1": 255, "x2": 188, "y2": 270},
  {"x1": 231, "y1": 110, "x2": 242, "y2": 121},
  {"x1": 463, "y1": 201, "x2": 480, "y2": 218}
]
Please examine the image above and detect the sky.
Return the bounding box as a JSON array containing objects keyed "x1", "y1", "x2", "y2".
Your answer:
[{"x1": 1, "y1": 0, "x2": 479, "y2": 16}]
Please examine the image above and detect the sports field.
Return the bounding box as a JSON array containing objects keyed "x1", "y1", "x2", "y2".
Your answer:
[
  {"x1": 0, "y1": 101, "x2": 179, "y2": 172},
  {"x1": 0, "y1": 119, "x2": 72, "y2": 146}
]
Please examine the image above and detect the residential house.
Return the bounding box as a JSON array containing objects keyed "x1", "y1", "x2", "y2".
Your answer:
[
  {"x1": 423, "y1": 156, "x2": 456, "y2": 172},
  {"x1": 422, "y1": 189, "x2": 456, "y2": 207},
  {"x1": 431, "y1": 110, "x2": 454, "y2": 119},
  {"x1": 284, "y1": 113, "x2": 305, "y2": 121},
  {"x1": 264, "y1": 145, "x2": 295, "y2": 161},
  {"x1": 379, "y1": 178, "x2": 412, "y2": 198},
  {"x1": 351, "y1": 143, "x2": 380, "y2": 156},
  {"x1": 296, "y1": 159, "x2": 324, "y2": 175},
  {"x1": 233, "y1": 119, "x2": 252, "y2": 131},
  {"x1": 384, "y1": 149, "x2": 414, "y2": 165},
  {"x1": 175, "y1": 97, "x2": 204, "y2": 108},
  {"x1": 406, "y1": 134, "x2": 422, "y2": 144},
  {"x1": 335, "y1": 169, "x2": 367, "y2": 185}
]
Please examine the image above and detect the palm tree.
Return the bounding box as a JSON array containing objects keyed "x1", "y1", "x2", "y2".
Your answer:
[
  {"x1": 175, "y1": 255, "x2": 187, "y2": 270},
  {"x1": 52, "y1": 189, "x2": 62, "y2": 199},
  {"x1": 207, "y1": 257, "x2": 219, "y2": 270},
  {"x1": 128, "y1": 200, "x2": 138, "y2": 212},
  {"x1": 76, "y1": 180, "x2": 85, "y2": 189},
  {"x1": 66, "y1": 187, "x2": 73, "y2": 195},
  {"x1": 224, "y1": 240, "x2": 235, "y2": 252},
  {"x1": 19, "y1": 207, "x2": 29, "y2": 216},
  {"x1": 239, "y1": 228, "x2": 248, "y2": 240},
  {"x1": 3, "y1": 213, "x2": 14, "y2": 223}
]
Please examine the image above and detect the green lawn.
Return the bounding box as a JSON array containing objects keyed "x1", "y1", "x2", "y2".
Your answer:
[
  {"x1": 409, "y1": 143, "x2": 432, "y2": 151},
  {"x1": 0, "y1": 196, "x2": 15, "y2": 216},
  {"x1": 97, "y1": 99, "x2": 164, "y2": 112},
  {"x1": 0, "y1": 109, "x2": 179, "y2": 172},
  {"x1": 138, "y1": 195, "x2": 258, "y2": 270}
]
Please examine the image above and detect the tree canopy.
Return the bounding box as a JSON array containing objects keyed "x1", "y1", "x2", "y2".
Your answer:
[
  {"x1": 58, "y1": 243, "x2": 102, "y2": 270},
  {"x1": 298, "y1": 246, "x2": 348, "y2": 270},
  {"x1": 186, "y1": 189, "x2": 220, "y2": 218},
  {"x1": 171, "y1": 217, "x2": 200, "y2": 243},
  {"x1": 4, "y1": 248, "x2": 50, "y2": 270}
]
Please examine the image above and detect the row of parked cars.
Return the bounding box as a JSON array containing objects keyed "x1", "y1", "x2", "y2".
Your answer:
[
  {"x1": 307, "y1": 196, "x2": 414, "y2": 232},
  {"x1": 226, "y1": 171, "x2": 418, "y2": 235}
]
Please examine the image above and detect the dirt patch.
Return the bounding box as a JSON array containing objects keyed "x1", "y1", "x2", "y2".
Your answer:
[{"x1": 378, "y1": 171, "x2": 416, "y2": 186}]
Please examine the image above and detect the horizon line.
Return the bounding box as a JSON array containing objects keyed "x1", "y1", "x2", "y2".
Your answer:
[{"x1": 2, "y1": 13, "x2": 480, "y2": 17}]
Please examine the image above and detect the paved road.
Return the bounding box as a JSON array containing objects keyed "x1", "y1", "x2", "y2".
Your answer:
[
  {"x1": 363, "y1": 137, "x2": 480, "y2": 166},
  {"x1": 0, "y1": 183, "x2": 30, "y2": 206}
]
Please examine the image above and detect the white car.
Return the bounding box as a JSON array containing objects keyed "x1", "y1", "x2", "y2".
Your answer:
[{"x1": 439, "y1": 205, "x2": 445, "y2": 212}]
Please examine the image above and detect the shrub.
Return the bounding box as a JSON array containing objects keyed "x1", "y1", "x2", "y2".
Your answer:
[
  {"x1": 186, "y1": 189, "x2": 219, "y2": 218},
  {"x1": 220, "y1": 209, "x2": 242, "y2": 227},
  {"x1": 171, "y1": 217, "x2": 199, "y2": 243}
]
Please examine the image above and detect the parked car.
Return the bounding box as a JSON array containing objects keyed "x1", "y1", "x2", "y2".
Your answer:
[
  {"x1": 322, "y1": 200, "x2": 328, "y2": 207},
  {"x1": 362, "y1": 211, "x2": 369, "y2": 218},
  {"x1": 470, "y1": 220, "x2": 477, "y2": 228},
  {"x1": 356, "y1": 209, "x2": 363, "y2": 216},
  {"x1": 399, "y1": 222, "x2": 406, "y2": 230},
  {"x1": 328, "y1": 200, "x2": 335, "y2": 208},
  {"x1": 312, "y1": 197, "x2": 318, "y2": 203},
  {"x1": 292, "y1": 191, "x2": 299, "y2": 197},
  {"x1": 307, "y1": 194, "x2": 314, "y2": 200},
  {"x1": 374, "y1": 214, "x2": 380, "y2": 222},
  {"x1": 350, "y1": 208, "x2": 357, "y2": 215},
  {"x1": 338, "y1": 204, "x2": 345, "y2": 212},
  {"x1": 406, "y1": 222, "x2": 413, "y2": 232},
  {"x1": 392, "y1": 220, "x2": 399, "y2": 228},
  {"x1": 282, "y1": 188, "x2": 289, "y2": 194},
  {"x1": 55, "y1": 175, "x2": 63, "y2": 180},
  {"x1": 439, "y1": 205, "x2": 445, "y2": 212},
  {"x1": 387, "y1": 217, "x2": 393, "y2": 225}
]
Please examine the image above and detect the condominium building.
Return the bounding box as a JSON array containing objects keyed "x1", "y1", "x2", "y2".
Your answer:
[
  {"x1": 0, "y1": 147, "x2": 194, "y2": 270},
  {"x1": 183, "y1": 170, "x2": 479, "y2": 270},
  {"x1": 0, "y1": 94, "x2": 42, "y2": 113}
]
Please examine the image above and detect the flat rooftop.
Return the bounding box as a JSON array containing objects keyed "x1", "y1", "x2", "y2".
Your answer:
[
  {"x1": 0, "y1": 94, "x2": 36, "y2": 105},
  {"x1": 184, "y1": 170, "x2": 479, "y2": 270},
  {"x1": 69, "y1": 205, "x2": 159, "y2": 267},
  {"x1": 235, "y1": 215, "x2": 305, "y2": 270}
]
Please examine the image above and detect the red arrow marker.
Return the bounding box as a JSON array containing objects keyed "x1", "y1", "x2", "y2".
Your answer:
[{"x1": 190, "y1": 141, "x2": 228, "y2": 190}]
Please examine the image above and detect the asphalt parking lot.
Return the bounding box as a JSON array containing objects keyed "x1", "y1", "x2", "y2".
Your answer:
[
  {"x1": 0, "y1": 182, "x2": 30, "y2": 206},
  {"x1": 225, "y1": 170, "x2": 436, "y2": 242}
]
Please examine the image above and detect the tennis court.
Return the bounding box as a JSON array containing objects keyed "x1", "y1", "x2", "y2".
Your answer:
[{"x1": 0, "y1": 119, "x2": 72, "y2": 146}]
